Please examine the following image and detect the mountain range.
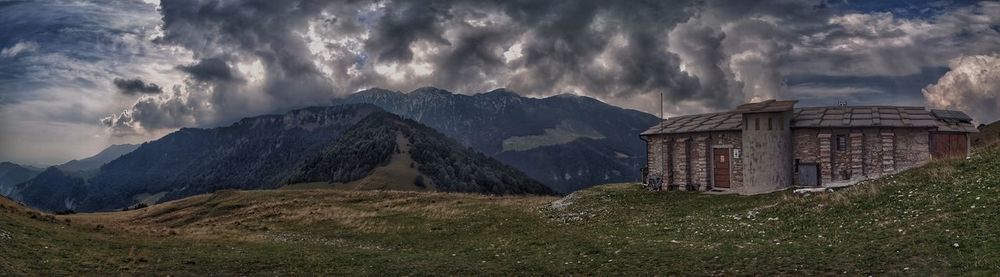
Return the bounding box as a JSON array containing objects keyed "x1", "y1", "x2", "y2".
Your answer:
[
  {"x1": 290, "y1": 111, "x2": 551, "y2": 195},
  {"x1": 55, "y1": 144, "x2": 139, "y2": 174},
  {"x1": 9, "y1": 86, "x2": 656, "y2": 211},
  {"x1": 335, "y1": 87, "x2": 660, "y2": 193},
  {"x1": 1, "y1": 144, "x2": 139, "y2": 202},
  {"x1": 12, "y1": 104, "x2": 552, "y2": 212},
  {"x1": 0, "y1": 162, "x2": 40, "y2": 198}
]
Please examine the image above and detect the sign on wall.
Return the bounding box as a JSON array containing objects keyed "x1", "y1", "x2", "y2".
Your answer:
[{"x1": 733, "y1": 149, "x2": 741, "y2": 159}]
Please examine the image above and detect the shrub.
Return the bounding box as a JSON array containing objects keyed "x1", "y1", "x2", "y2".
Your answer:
[
  {"x1": 55, "y1": 209, "x2": 76, "y2": 215},
  {"x1": 414, "y1": 175, "x2": 426, "y2": 188}
]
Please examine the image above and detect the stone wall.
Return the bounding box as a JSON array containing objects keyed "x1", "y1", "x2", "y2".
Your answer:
[
  {"x1": 648, "y1": 126, "x2": 934, "y2": 193},
  {"x1": 862, "y1": 129, "x2": 883, "y2": 176},
  {"x1": 895, "y1": 128, "x2": 931, "y2": 171},
  {"x1": 792, "y1": 129, "x2": 820, "y2": 186},
  {"x1": 794, "y1": 127, "x2": 932, "y2": 186},
  {"x1": 645, "y1": 138, "x2": 661, "y2": 176},
  {"x1": 642, "y1": 131, "x2": 743, "y2": 191},
  {"x1": 831, "y1": 130, "x2": 853, "y2": 181},
  {"x1": 672, "y1": 137, "x2": 691, "y2": 188},
  {"x1": 692, "y1": 136, "x2": 709, "y2": 190}
]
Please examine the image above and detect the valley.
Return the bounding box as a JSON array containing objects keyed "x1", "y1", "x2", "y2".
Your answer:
[{"x1": 3, "y1": 147, "x2": 999, "y2": 275}]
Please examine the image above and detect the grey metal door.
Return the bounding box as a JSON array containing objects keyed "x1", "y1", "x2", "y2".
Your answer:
[{"x1": 798, "y1": 163, "x2": 819, "y2": 187}]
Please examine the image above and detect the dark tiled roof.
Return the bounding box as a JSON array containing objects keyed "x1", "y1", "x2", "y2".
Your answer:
[
  {"x1": 641, "y1": 104, "x2": 978, "y2": 135},
  {"x1": 640, "y1": 112, "x2": 741, "y2": 135},
  {"x1": 791, "y1": 106, "x2": 938, "y2": 128},
  {"x1": 732, "y1": 100, "x2": 798, "y2": 114}
]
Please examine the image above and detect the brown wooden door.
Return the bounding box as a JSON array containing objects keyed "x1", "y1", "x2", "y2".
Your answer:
[
  {"x1": 713, "y1": 148, "x2": 731, "y2": 188},
  {"x1": 930, "y1": 133, "x2": 968, "y2": 160}
]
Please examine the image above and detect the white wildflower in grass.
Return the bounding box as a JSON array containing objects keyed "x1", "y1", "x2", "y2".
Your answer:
[{"x1": 952, "y1": 243, "x2": 960, "y2": 248}]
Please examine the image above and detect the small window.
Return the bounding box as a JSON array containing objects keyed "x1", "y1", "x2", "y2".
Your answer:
[
  {"x1": 779, "y1": 118, "x2": 784, "y2": 130},
  {"x1": 794, "y1": 159, "x2": 800, "y2": 173},
  {"x1": 755, "y1": 118, "x2": 760, "y2": 130},
  {"x1": 836, "y1": 135, "x2": 847, "y2": 151},
  {"x1": 768, "y1": 117, "x2": 773, "y2": 130}
]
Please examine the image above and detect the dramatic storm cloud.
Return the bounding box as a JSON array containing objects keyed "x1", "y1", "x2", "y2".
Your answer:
[
  {"x1": 2, "y1": 0, "x2": 1000, "y2": 164},
  {"x1": 113, "y1": 78, "x2": 163, "y2": 95},
  {"x1": 923, "y1": 54, "x2": 1000, "y2": 122}
]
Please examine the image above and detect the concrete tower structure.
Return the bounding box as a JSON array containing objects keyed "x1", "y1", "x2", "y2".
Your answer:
[{"x1": 737, "y1": 100, "x2": 795, "y2": 194}]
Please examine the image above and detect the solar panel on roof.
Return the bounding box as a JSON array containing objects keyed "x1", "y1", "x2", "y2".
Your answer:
[{"x1": 932, "y1": 109, "x2": 973, "y2": 122}]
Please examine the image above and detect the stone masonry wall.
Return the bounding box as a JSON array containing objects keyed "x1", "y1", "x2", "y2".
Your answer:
[
  {"x1": 818, "y1": 132, "x2": 833, "y2": 183},
  {"x1": 643, "y1": 131, "x2": 742, "y2": 191},
  {"x1": 895, "y1": 128, "x2": 931, "y2": 171},
  {"x1": 646, "y1": 138, "x2": 659, "y2": 176},
  {"x1": 862, "y1": 129, "x2": 883, "y2": 176},
  {"x1": 672, "y1": 137, "x2": 690, "y2": 188},
  {"x1": 881, "y1": 132, "x2": 896, "y2": 173},
  {"x1": 797, "y1": 127, "x2": 932, "y2": 185},
  {"x1": 792, "y1": 129, "x2": 819, "y2": 185},
  {"x1": 649, "y1": 127, "x2": 933, "y2": 192},
  {"x1": 691, "y1": 135, "x2": 709, "y2": 190},
  {"x1": 830, "y1": 129, "x2": 853, "y2": 181}
]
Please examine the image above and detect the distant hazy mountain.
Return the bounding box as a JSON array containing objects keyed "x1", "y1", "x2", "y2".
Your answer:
[
  {"x1": 291, "y1": 112, "x2": 553, "y2": 195},
  {"x1": 335, "y1": 87, "x2": 660, "y2": 193},
  {"x1": 11, "y1": 167, "x2": 85, "y2": 212},
  {"x1": 0, "y1": 162, "x2": 41, "y2": 197},
  {"x1": 56, "y1": 144, "x2": 140, "y2": 173}
]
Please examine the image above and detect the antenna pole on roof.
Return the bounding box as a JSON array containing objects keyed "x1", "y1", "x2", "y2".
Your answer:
[{"x1": 660, "y1": 90, "x2": 664, "y2": 120}]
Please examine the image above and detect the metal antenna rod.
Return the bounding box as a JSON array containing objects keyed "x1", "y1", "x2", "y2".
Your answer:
[{"x1": 660, "y1": 90, "x2": 664, "y2": 120}]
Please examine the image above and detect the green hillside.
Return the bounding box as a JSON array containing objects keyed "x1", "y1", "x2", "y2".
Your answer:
[
  {"x1": 3, "y1": 148, "x2": 1000, "y2": 275},
  {"x1": 972, "y1": 120, "x2": 1000, "y2": 149}
]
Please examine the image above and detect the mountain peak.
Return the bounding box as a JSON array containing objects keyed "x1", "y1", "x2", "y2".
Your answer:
[
  {"x1": 551, "y1": 93, "x2": 582, "y2": 98},
  {"x1": 482, "y1": 88, "x2": 520, "y2": 97},
  {"x1": 38, "y1": 166, "x2": 68, "y2": 178},
  {"x1": 355, "y1": 87, "x2": 401, "y2": 95},
  {"x1": 56, "y1": 143, "x2": 141, "y2": 173},
  {"x1": 410, "y1": 87, "x2": 453, "y2": 95}
]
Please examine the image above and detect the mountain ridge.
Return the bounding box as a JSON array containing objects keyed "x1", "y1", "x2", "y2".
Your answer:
[
  {"x1": 335, "y1": 87, "x2": 660, "y2": 192},
  {"x1": 290, "y1": 111, "x2": 553, "y2": 195},
  {"x1": 14, "y1": 104, "x2": 551, "y2": 212},
  {"x1": 56, "y1": 143, "x2": 140, "y2": 174},
  {"x1": 0, "y1": 162, "x2": 41, "y2": 198}
]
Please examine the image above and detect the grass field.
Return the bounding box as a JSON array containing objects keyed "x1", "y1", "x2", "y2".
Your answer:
[{"x1": 2, "y1": 148, "x2": 999, "y2": 275}]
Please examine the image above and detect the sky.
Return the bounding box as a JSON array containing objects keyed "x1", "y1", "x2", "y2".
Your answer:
[{"x1": 1, "y1": 0, "x2": 999, "y2": 165}]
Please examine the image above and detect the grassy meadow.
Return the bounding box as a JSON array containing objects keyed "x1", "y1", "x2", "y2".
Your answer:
[{"x1": 2, "y1": 148, "x2": 1000, "y2": 275}]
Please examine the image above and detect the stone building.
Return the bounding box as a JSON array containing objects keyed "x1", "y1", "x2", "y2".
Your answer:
[{"x1": 640, "y1": 100, "x2": 978, "y2": 195}]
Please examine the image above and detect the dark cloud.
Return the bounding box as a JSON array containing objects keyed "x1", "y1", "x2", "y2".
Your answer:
[
  {"x1": 366, "y1": 0, "x2": 452, "y2": 63},
  {"x1": 176, "y1": 58, "x2": 235, "y2": 82},
  {"x1": 4, "y1": 0, "x2": 1000, "y2": 164},
  {"x1": 97, "y1": 0, "x2": 1000, "y2": 137},
  {"x1": 112, "y1": 78, "x2": 162, "y2": 94}
]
